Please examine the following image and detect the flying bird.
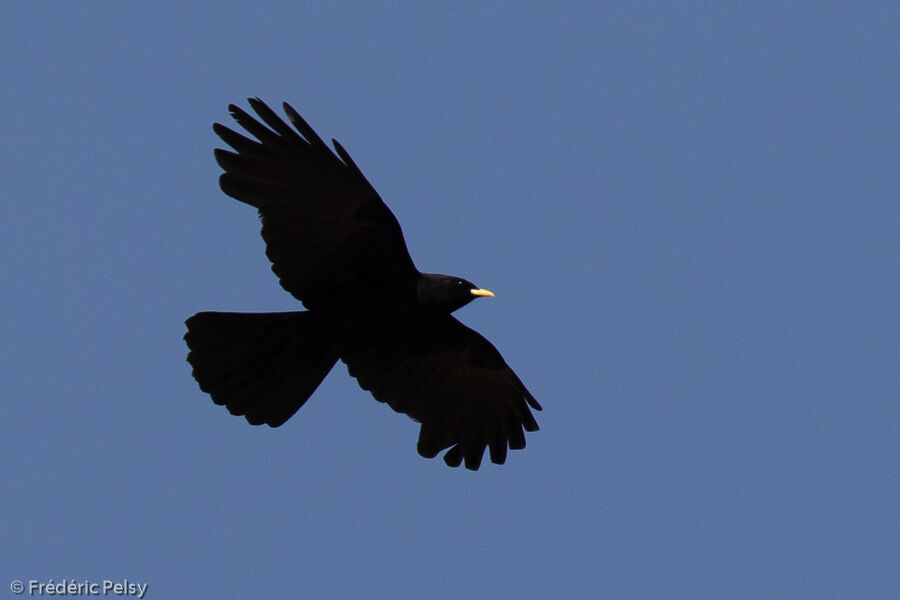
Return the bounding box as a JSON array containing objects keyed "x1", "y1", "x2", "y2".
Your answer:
[{"x1": 184, "y1": 99, "x2": 541, "y2": 470}]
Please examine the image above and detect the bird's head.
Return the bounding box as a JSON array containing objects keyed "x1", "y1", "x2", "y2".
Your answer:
[{"x1": 417, "y1": 273, "x2": 495, "y2": 313}]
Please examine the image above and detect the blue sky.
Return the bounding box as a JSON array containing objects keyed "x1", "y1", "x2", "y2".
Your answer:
[{"x1": 2, "y1": 3, "x2": 897, "y2": 598}]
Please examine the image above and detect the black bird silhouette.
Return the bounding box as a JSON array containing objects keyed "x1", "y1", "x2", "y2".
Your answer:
[{"x1": 184, "y1": 99, "x2": 541, "y2": 470}]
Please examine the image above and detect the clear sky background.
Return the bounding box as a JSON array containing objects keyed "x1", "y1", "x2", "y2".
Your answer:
[{"x1": 2, "y1": 3, "x2": 897, "y2": 599}]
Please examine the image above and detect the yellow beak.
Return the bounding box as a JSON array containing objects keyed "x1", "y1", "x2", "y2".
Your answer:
[{"x1": 470, "y1": 288, "x2": 495, "y2": 298}]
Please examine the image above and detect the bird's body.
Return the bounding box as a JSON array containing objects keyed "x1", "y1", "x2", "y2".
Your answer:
[{"x1": 185, "y1": 99, "x2": 541, "y2": 470}]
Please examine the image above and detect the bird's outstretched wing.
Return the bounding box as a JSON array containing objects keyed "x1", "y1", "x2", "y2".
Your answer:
[
  {"x1": 340, "y1": 316, "x2": 542, "y2": 470},
  {"x1": 213, "y1": 98, "x2": 417, "y2": 308}
]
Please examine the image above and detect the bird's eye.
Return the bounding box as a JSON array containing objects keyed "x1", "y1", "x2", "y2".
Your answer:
[{"x1": 457, "y1": 280, "x2": 466, "y2": 287}]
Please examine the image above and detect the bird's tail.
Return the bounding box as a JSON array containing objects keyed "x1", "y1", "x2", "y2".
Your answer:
[{"x1": 184, "y1": 311, "x2": 338, "y2": 426}]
